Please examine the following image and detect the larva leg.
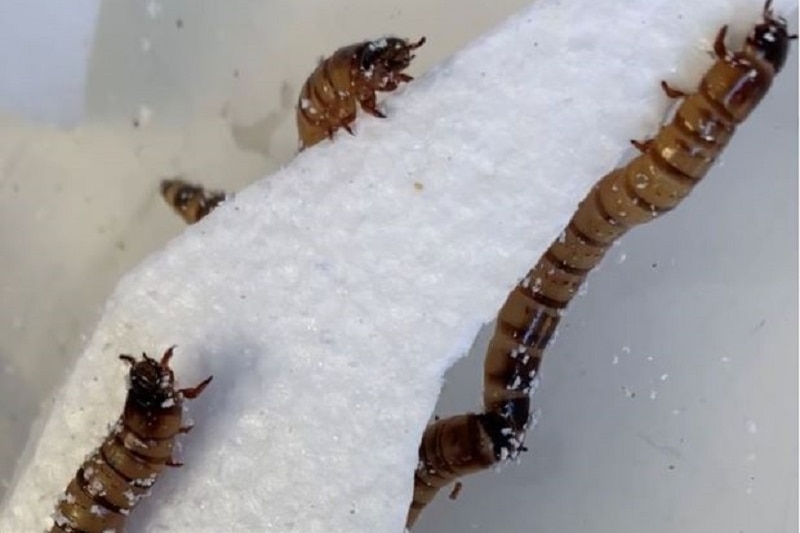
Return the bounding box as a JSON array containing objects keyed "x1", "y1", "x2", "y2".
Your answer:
[
  {"x1": 714, "y1": 25, "x2": 729, "y2": 58},
  {"x1": 179, "y1": 375, "x2": 213, "y2": 399},
  {"x1": 342, "y1": 113, "x2": 357, "y2": 135},
  {"x1": 166, "y1": 458, "x2": 184, "y2": 468},
  {"x1": 359, "y1": 93, "x2": 387, "y2": 118},
  {"x1": 631, "y1": 80, "x2": 686, "y2": 153},
  {"x1": 119, "y1": 354, "x2": 136, "y2": 366},
  {"x1": 660, "y1": 80, "x2": 687, "y2": 98},
  {"x1": 630, "y1": 138, "x2": 653, "y2": 152},
  {"x1": 160, "y1": 345, "x2": 176, "y2": 366},
  {"x1": 397, "y1": 73, "x2": 414, "y2": 83}
]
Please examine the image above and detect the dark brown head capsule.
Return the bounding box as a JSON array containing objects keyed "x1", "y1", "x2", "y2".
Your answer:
[
  {"x1": 124, "y1": 352, "x2": 177, "y2": 409},
  {"x1": 358, "y1": 36, "x2": 427, "y2": 91},
  {"x1": 746, "y1": 0, "x2": 796, "y2": 72}
]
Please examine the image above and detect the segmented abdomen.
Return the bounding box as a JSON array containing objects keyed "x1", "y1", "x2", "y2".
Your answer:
[
  {"x1": 49, "y1": 349, "x2": 211, "y2": 532},
  {"x1": 409, "y1": 413, "x2": 499, "y2": 526},
  {"x1": 483, "y1": 46, "x2": 776, "y2": 455},
  {"x1": 50, "y1": 404, "x2": 183, "y2": 533},
  {"x1": 296, "y1": 46, "x2": 359, "y2": 149}
]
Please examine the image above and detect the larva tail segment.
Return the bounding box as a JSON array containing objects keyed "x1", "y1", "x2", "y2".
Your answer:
[
  {"x1": 160, "y1": 177, "x2": 229, "y2": 225},
  {"x1": 406, "y1": 3, "x2": 793, "y2": 527},
  {"x1": 406, "y1": 413, "x2": 497, "y2": 528},
  {"x1": 49, "y1": 348, "x2": 212, "y2": 532}
]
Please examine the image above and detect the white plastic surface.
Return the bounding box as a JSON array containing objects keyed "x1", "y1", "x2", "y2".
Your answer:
[{"x1": 0, "y1": 0, "x2": 101, "y2": 126}]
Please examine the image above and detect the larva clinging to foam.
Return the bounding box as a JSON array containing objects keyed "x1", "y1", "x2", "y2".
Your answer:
[
  {"x1": 483, "y1": 0, "x2": 795, "y2": 456},
  {"x1": 408, "y1": 413, "x2": 505, "y2": 526},
  {"x1": 49, "y1": 347, "x2": 212, "y2": 532},
  {"x1": 296, "y1": 36, "x2": 426, "y2": 150},
  {"x1": 160, "y1": 178, "x2": 229, "y2": 225},
  {"x1": 407, "y1": 3, "x2": 794, "y2": 527}
]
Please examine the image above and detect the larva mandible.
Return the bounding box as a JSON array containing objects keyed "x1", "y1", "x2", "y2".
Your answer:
[
  {"x1": 296, "y1": 36, "x2": 426, "y2": 150},
  {"x1": 160, "y1": 178, "x2": 229, "y2": 225},
  {"x1": 49, "y1": 347, "x2": 213, "y2": 532},
  {"x1": 407, "y1": 3, "x2": 794, "y2": 527}
]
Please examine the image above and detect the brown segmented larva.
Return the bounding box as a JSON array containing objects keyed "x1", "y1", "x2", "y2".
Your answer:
[
  {"x1": 49, "y1": 347, "x2": 212, "y2": 532},
  {"x1": 296, "y1": 36, "x2": 426, "y2": 150},
  {"x1": 160, "y1": 178, "x2": 229, "y2": 225},
  {"x1": 408, "y1": 409, "x2": 531, "y2": 527},
  {"x1": 483, "y1": 0, "x2": 795, "y2": 454},
  {"x1": 407, "y1": 3, "x2": 794, "y2": 527},
  {"x1": 408, "y1": 414, "x2": 497, "y2": 525},
  {"x1": 160, "y1": 38, "x2": 425, "y2": 220}
]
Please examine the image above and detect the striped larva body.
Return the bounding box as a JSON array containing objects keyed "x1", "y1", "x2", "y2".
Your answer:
[
  {"x1": 408, "y1": 413, "x2": 505, "y2": 526},
  {"x1": 407, "y1": 3, "x2": 794, "y2": 527},
  {"x1": 483, "y1": 0, "x2": 794, "y2": 455},
  {"x1": 296, "y1": 36, "x2": 426, "y2": 150},
  {"x1": 49, "y1": 348, "x2": 212, "y2": 532},
  {"x1": 160, "y1": 178, "x2": 229, "y2": 225}
]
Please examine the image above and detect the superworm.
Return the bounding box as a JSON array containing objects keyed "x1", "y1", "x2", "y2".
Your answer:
[
  {"x1": 49, "y1": 347, "x2": 212, "y2": 532},
  {"x1": 407, "y1": 3, "x2": 794, "y2": 527},
  {"x1": 160, "y1": 38, "x2": 425, "y2": 221},
  {"x1": 296, "y1": 36, "x2": 426, "y2": 150},
  {"x1": 160, "y1": 178, "x2": 229, "y2": 225}
]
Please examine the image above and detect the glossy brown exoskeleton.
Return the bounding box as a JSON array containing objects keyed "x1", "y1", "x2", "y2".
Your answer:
[
  {"x1": 50, "y1": 347, "x2": 212, "y2": 532},
  {"x1": 160, "y1": 178, "x2": 229, "y2": 225},
  {"x1": 296, "y1": 36, "x2": 426, "y2": 150},
  {"x1": 407, "y1": 2, "x2": 795, "y2": 527}
]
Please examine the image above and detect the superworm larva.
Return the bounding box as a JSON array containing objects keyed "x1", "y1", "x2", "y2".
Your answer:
[
  {"x1": 160, "y1": 178, "x2": 229, "y2": 225},
  {"x1": 160, "y1": 38, "x2": 424, "y2": 221},
  {"x1": 49, "y1": 347, "x2": 212, "y2": 532},
  {"x1": 296, "y1": 36, "x2": 426, "y2": 150},
  {"x1": 407, "y1": 3, "x2": 794, "y2": 526}
]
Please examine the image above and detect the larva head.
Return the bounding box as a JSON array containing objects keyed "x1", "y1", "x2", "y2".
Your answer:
[
  {"x1": 120, "y1": 351, "x2": 177, "y2": 409},
  {"x1": 358, "y1": 36, "x2": 426, "y2": 91},
  {"x1": 747, "y1": 0, "x2": 796, "y2": 72}
]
